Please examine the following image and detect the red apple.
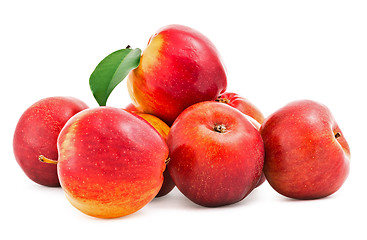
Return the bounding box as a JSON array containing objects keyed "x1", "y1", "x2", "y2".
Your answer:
[
  {"x1": 134, "y1": 113, "x2": 175, "y2": 197},
  {"x1": 260, "y1": 100, "x2": 350, "y2": 199},
  {"x1": 127, "y1": 24, "x2": 227, "y2": 125},
  {"x1": 56, "y1": 107, "x2": 168, "y2": 218},
  {"x1": 167, "y1": 101, "x2": 264, "y2": 207},
  {"x1": 125, "y1": 103, "x2": 138, "y2": 112},
  {"x1": 242, "y1": 115, "x2": 266, "y2": 188},
  {"x1": 216, "y1": 92, "x2": 264, "y2": 124},
  {"x1": 135, "y1": 113, "x2": 170, "y2": 139},
  {"x1": 216, "y1": 92, "x2": 266, "y2": 187},
  {"x1": 13, "y1": 97, "x2": 88, "y2": 187}
]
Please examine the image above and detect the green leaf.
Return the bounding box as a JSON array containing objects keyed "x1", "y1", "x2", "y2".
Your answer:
[{"x1": 89, "y1": 47, "x2": 141, "y2": 106}]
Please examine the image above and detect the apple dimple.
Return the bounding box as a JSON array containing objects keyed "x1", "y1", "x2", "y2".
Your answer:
[
  {"x1": 333, "y1": 130, "x2": 351, "y2": 157},
  {"x1": 216, "y1": 96, "x2": 230, "y2": 104},
  {"x1": 335, "y1": 132, "x2": 341, "y2": 139}
]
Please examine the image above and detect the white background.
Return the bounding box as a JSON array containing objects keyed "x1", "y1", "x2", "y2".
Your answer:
[{"x1": 1, "y1": 0, "x2": 366, "y2": 239}]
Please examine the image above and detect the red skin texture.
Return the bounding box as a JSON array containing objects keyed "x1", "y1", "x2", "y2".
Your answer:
[
  {"x1": 242, "y1": 116, "x2": 266, "y2": 187},
  {"x1": 216, "y1": 92, "x2": 264, "y2": 124},
  {"x1": 255, "y1": 168, "x2": 266, "y2": 187},
  {"x1": 13, "y1": 97, "x2": 88, "y2": 187},
  {"x1": 260, "y1": 100, "x2": 350, "y2": 199},
  {"x1": 124, "y1": 104, "x2": 175, "y2": 197},
  {"x1": 167, "y1": 101, "x2": 264, "y2": 207},
  {"x1": 216, "y1": 92, "x2": 266, "y2": 187},
  {"x1": 57, "y1": 107, "x2": 169, "y2": 218},
  {"x1": 128, "y1": 24, "x2": 227, "y2": 125},
  {"x1": 155, "y1": 162, "x2": 175, "y2": 197},
  {"x1": 134, "y1": 113, "x2": 175, "y2": 197}
]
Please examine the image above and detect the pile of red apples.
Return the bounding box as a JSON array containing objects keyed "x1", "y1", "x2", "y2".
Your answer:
[{"x1": 13, "y1": 25, "x2": 350, "y2": 218}]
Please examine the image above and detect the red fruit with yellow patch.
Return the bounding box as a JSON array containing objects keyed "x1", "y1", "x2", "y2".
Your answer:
[
  {"x1": 127, "y1": 24, "x2": 227, "y2": 125},
  {"x1": 57, "y1": 107, "x2": 168, "y2": 218}
]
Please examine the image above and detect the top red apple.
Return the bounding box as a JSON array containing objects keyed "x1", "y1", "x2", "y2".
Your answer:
[{"x1": 127, "y1": 24, "x2": 227, "y2": 125}]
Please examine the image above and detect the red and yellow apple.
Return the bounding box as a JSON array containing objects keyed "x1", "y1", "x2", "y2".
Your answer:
[
  {"x1": 56, "y1": 107, "x2": 169, "y2": 218},
  {"x1": 260, "y1": 100, "x2": 350, "y2": 199},
  {"x1": 136, "y1": 113, "x2": 170, "y2": 139},
  {"x1": 127, "y1": 24, "x2": 227, "y2": 125},
  {"x1": 133, "y1": 112, "x2": 175, "y2": 197},
  {"x1": 167, "y1": 101, "x2": 264, "y2": 207},
  {"x1": 13, "y1": 97, "x2": 88, "y2": 187}
]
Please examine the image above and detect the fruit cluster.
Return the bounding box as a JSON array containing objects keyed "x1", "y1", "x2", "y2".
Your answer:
[{"x1": 13, "y1": 24, "x2": 350, "y2": 218}]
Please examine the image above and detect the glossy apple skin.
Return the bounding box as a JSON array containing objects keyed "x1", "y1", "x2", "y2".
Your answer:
[
  {"x1": 134, "y1": 113, "x2": 175, "y2": 197},
  {"x1": 167, "y1": 101, "x2": 264, "y2": 207},
  {"x1": 242, "y1": 115, "x2": 266, "y2": 188},
  {"x1": 124, "y1": 104, "x2": 175, "y2": 197},
  {"x1": 255, "y1": 169, "x2": 266, "y2": 187},
  {"x1": 216, "y1": 92, "x2": 264, "y2": 124},
  {"x1": 13, "y1": 97, "x2": 88, "y2": 187},
  {"x1": 260, "y1": 100, "x2": 350, "y2": 199},
  {"x1": 127, "y1": 24, "x2": 227, "y2": 125},
  {"x1": 57, "y1": 107, "x2": 169, "y2": 218},
  {"x1": 216, "y1": 92, "x2": 266, "y2": 187}
]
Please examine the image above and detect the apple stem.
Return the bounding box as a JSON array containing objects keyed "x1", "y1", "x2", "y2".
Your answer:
[
  {"x1": 165, "y1": 157, "x2": 171, "y2": 165},
  {"x1": 214, "y1": 124, "x2": 227, "y2": 133},
  {"x1": 39, "y1": 155, "x2": 58, "y2": 164},
  {"x1": 335, "y1": 132, "x2": 341, "y2": 139},
  {"x1": 126, "y1": 45, "x2": 131, "y2": 49},
  {"x1": 215, "y1": 97, "x2": 230, "y2": 104}
]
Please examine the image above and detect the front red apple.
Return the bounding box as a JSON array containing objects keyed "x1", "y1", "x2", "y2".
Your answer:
[
  {"x1": 215, "y1": 92, "x2": 266, "y2": 187},
  {"x1": 167, "y1": 101, "x2": 264, "y2": 207},
  {"x1": 127, "y1": 24, "x2": 227, "y2": 125},
  {"x1": 57, "y1": 107, "x2": 169, "y2": 218},
  {"x1": 260, "y1": 100, "x2": 350, "y2": 199}
]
